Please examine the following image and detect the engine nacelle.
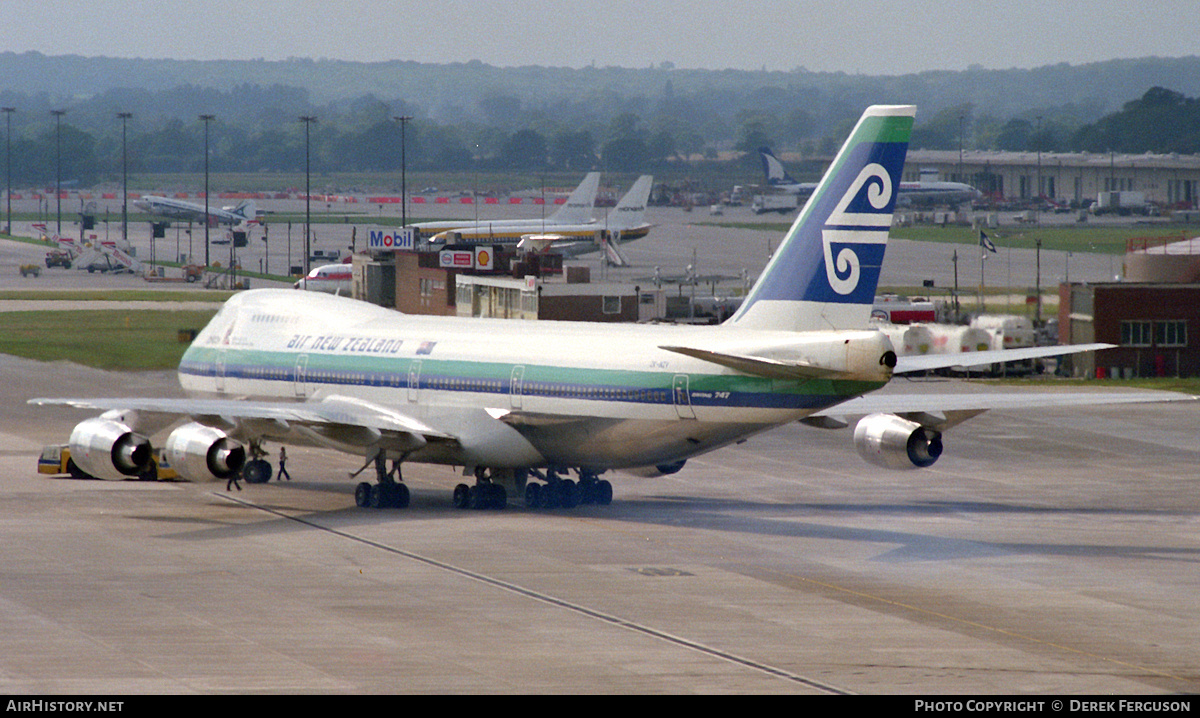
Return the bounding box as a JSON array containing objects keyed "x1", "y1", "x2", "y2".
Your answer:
[
  {"x1": 623, "y1": 459, "x2": 687, "y2": 478},
  {"x1": 164, "y1": 423, "x2": 246, "y2": 482},
  {"x1": 68, "y1": 418, "x2": 154, "y2": 481},
  {"x1": 853, "y1": 413, "x2": 943, "y2": 470}
]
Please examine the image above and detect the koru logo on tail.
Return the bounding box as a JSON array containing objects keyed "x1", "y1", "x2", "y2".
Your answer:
[{"x1": 822, "y1": 162, "x2": 893, "y2": 295}]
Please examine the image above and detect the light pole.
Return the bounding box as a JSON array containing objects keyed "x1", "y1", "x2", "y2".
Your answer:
[
  {"x1": 1035, "y1": 115, "x2": 1042, "y2": 227},
  {"x1": 957, "y1": 114, "x2": 964, "y2": 183},
  {"x1": 1035, "y1": 237, "x2": 1042, "y2": 327},
  {"x1": 117, "y1": 112, "x2": 131, "y2": 243},
  {"x1": 2, "y1": 107, "x2": 13, "y2": 236},
  {"x1": 51, "y1": 109, "x2": 66, "y2": 236},
  {"x1": 393, "y1": 115, "x2": 412, "y2": 227},
  {"x1": 199, "y1": 114, "x2": 215, "y2": 267},
  {"x1": 300, "y1": 115, "x2": 317, "y2": 275}
]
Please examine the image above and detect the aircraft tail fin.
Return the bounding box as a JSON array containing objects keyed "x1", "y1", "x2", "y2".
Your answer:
[
  {"x1": 760, "y1": 147, "x2": 798, "y2": 185},
  {"x1": 232, "y1": 199, "x2": 259, "y2": 223},
  {"x1": 727, "y1": 106, "x2": 915, "y2": 333},
  {"x1": 608, "y1": 175, "x2": 652, "y2": 230},
  {"x1": 549, "y1": 172, "x2": 601, "y2": 225}
]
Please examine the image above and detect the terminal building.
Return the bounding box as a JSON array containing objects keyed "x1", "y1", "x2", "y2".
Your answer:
[{"x1": 907, "y1": 150, "x2": 1200, "y2": 209}]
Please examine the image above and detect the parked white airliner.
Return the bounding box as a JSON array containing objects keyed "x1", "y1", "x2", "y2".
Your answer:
[{"x1": 33, "y1": 106, "x2": 1181, "y2": 512}]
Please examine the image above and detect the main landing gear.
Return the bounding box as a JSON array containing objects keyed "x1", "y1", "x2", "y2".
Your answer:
[
  {"x1": 351, "y1": 461, "x2": 615, "y2": 512},
  {"x1": 354, "y1": 454, "x2": 410, "y2": 509},
  {"x1": 521, "y1": 468, "x2": 612, "y2": 509},
  {"x1": 447, "y1": 467, "x2": 614, "y2": 511},
  {"x1": 452, "y1": 467, "x2": 509, "y2": 510}
]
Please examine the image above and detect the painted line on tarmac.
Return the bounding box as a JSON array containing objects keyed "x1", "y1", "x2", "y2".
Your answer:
[{"x1": 216, "y1": 490, "x2": 853, "y2": 695}]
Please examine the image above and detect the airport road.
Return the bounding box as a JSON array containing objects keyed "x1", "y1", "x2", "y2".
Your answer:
[{"x1": 0, "y1": 354, "x2": 1197, "y2": 694}]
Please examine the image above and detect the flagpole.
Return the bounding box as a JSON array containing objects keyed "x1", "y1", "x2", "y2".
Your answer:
[
  {"x1": 979, "y1": 239, "x2": 985, "y2": 312},
  {"x1": 977, "y1": 228, "x2": 998, "y2": 313}
]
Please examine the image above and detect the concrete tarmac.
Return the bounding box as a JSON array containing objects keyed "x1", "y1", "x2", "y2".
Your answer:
[{"x1": 0, "y1": 354, "x2": 1197, "y2": 694}]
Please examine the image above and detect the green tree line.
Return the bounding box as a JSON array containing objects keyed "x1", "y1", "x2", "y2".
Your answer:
[{"x1": 2, "y1": 85, "x2": 1197, "y2": 188}]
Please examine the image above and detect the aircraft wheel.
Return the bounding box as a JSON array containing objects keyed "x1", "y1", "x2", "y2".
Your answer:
[
  {"x1": 66, "y1": 458, "x2": 97, "y2": 481},
  {"x1": 242, "y1": 459, "x2": 272, "y2": 484},
  {"x1": 355, "y1": 482, "x2": 372, "y2": 508},
  {"x1": 559, "y1": 479, "x2": 580, "y2": 509},
  {"x1": 489, "y1": 484, "x2": 506, "y2": 510},
  {"x1": 540, "y1": 482, "x2": 560, "y2": 509},
  {"x1": 595, "y1": 480, "x2": 613, "y2": 506},
  {"x1": 452, "y1": 483, "x2": 470, "y2": 509},
  {"x1": 524, "y1": 482, "x2": 542, "y2": 509},
  {"x1": 392, "y1": 483, "x2": 410, "y2": 509}
]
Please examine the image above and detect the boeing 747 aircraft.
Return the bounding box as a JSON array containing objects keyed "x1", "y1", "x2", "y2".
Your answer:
[{"x1": 33, "y1": 106, "x2": 1180, "y2": 512}]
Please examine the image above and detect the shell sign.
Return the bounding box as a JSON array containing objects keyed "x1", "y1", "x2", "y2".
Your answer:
[{"x1": 475, "y1": 246, "x2": 493, "y2": 270}]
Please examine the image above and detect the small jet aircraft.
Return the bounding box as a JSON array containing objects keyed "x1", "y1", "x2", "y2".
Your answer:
[
  {"x1": 760, "y1": 146, "x2": 981, "y2": 207},
  {"x1": 134, "y1": 195, "x2": 260, "y2": 226},
  {"x1": 32, "y1": 106, "x2": 1183, "y2": 512}
]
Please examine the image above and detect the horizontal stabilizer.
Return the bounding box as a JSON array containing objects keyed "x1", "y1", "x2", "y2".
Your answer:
[
  {"x1": 659, "y1": 345, "x2": 842, "y2": 380},
  {"x1": 894, "y1": 343, "x2": 1115, "y2": 375}
]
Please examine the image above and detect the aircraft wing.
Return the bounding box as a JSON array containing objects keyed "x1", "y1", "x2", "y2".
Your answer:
[
  {"x1": 808, "y1": 388, "x2": 1194, "y2": 431},
  {"x1": 893, "y1": 343, "x2": 1114, "y2": 375},
  {"x1": 29, "y1": 394, "x2": 458, "y2": 452}
]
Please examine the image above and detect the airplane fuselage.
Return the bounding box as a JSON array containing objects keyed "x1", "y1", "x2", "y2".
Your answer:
[
  {"x1": 134, "y1": 196, "x2": 255, "y2": 225},
  {"x1": 429, "y1": 222, "x2": 651, "y2": 246},
  {"x1": 179, "y1": 290, "x2": 891, "y2": 472}
]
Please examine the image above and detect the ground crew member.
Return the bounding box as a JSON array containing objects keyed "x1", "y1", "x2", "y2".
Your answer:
[{"x1": 278, "y1": 446, "x2": 292, "y2": 481}]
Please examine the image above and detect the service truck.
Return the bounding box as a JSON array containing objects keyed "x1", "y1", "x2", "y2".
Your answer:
[
  {"x1": 751, "y1": 194, "x2": 798, "y2": 215},
  {"x1": 1093, "y1": 191, "x2": 1148, "y2": 216}
]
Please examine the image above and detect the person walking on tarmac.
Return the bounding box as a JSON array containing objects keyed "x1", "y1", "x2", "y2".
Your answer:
[
  {"x1": 278, "y1": 446, "x2": 292, "y2": 481},
  {"x1": 226, "y1": 469, "x2": 242, "y2": 492}
]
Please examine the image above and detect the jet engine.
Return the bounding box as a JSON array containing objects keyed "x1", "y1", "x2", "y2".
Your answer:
[
  {"x1": 164, "y1": 422, "x2": 246, "y2": 482},
  {"x1": 624, "y1": 459, "x2": 687, "y2": 477},
  {"x1": 853, "y1": 413, "x2": 943, "y2": 470},
  {"x1": 68, "y1": 418, "x2": 154, "y2": 481}
]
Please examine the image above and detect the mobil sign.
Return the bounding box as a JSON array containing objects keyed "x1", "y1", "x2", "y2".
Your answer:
[{"x1": 367, "y1": 227, "x2": 415, "y2": 251}]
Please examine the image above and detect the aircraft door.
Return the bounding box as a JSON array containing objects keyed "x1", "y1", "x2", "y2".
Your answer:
[
  {"x1": 294, "y1": 354, "x2": 309, "y2": 398},
  {"x1": 673, "y1": 374, "x2": 696, "y2": 419},
  {"x1": 407, "y1": 359, "x2": 422, "y2": 403},
  {"x1": 510, "y1": 365, "x2": 525, "y2": 410},
  {"x1": 215, "y1": 349, "x2": 227, "y2": 393}
]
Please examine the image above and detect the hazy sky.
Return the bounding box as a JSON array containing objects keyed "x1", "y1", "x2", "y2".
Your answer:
[{"x1": 5, "y1": 0, "x2": 1196, "y2": 75}]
